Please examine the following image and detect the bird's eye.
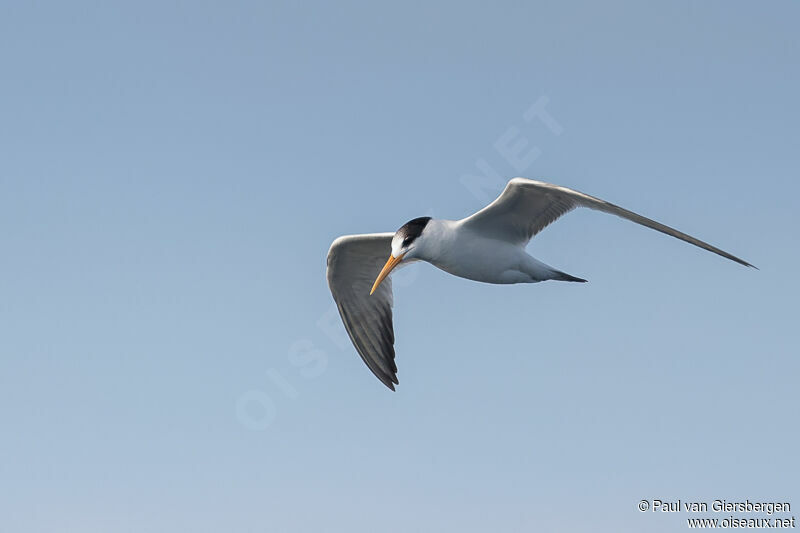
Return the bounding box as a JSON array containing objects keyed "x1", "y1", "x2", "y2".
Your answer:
[{"x1": 402, "y1": 238, "x2": 411, "y2": 247}]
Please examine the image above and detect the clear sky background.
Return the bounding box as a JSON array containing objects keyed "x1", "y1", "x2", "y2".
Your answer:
[{"x1": 1, "y1": 2, "x2": 798, "y2": 532}]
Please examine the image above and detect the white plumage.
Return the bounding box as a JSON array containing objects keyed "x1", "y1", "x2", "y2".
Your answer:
[{"x1": 327, "y1": 178, "x2": 754, "y2": 390}]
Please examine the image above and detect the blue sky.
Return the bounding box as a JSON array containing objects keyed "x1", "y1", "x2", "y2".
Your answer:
[{"x1": 1, "y1": 1, "x2": 798, "y2": 532}]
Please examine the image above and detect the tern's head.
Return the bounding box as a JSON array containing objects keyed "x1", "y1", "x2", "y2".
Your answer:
[
  {"x1": 370, "y1": 216, "x2": 432, "y2": 295},
  {"x1": 391, "y1": 216, "x2": 432, "y2": 259}
]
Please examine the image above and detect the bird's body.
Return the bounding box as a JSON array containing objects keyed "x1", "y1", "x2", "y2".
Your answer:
[
  {"x1": 327, "y1": 178, "x2": 754, "y2": 390},
  {"x1": 409, "y1": 218, "x2": 578, "y2": 284}
]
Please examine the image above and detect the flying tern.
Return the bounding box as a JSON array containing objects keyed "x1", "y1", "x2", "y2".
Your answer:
[{"x1": 327, "y1": 178, "x2": 754, "y2": 390}]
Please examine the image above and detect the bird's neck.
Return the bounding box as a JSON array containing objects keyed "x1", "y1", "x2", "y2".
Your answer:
[{"x1": 413, "y1": 219, "x2": 459, "y2": 263}]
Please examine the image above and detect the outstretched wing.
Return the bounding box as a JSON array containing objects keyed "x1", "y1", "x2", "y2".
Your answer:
[
  {"x1": 461, "y1": 178, "x2": 754, "y2": 267},
  {"x1": 326, "y1": 233, "x2": 399, "y2": 390}
]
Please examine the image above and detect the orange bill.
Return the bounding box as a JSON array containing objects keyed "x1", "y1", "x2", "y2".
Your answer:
[{"x1": 370, "y1": 254, "x2": 405, "y2": 295}]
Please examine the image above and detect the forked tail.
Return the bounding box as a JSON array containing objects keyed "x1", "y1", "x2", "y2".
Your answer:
[{"x1": 552, "y1": 270, "x2": 588, "y2": 283}]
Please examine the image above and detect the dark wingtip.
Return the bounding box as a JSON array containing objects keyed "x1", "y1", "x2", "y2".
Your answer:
[
  {"x1": 734, "y1": 258, "x2": 757, "y2": 269},
  {"x1": 378, "y1": 373, "x2": 398, "y2": 391},
  {"x1": 727, "y1": 253, "x2": 756, "y2": 269}
]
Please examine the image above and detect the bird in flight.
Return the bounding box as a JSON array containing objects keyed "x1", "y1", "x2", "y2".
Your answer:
[{"x1": 326, "y1": 178, "x2": 754, "y2": 390}]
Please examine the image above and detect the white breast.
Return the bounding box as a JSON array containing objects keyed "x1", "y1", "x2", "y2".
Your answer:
[{"x1": 416, "y1": 220, "x2": 535, "y2": 284}]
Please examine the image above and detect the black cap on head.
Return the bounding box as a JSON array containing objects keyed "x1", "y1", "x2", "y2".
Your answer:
[{"x1": 396, "y1": 216, "x2": 431, "y2": 246}]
